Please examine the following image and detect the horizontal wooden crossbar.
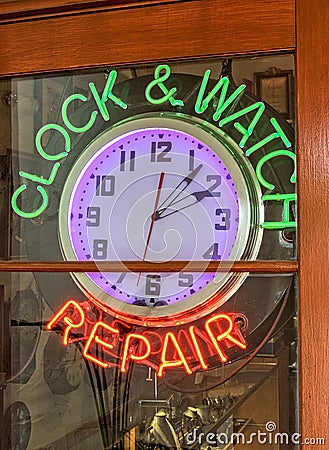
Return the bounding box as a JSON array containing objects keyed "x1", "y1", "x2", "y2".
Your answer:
[{"x1": 0, "y1": 260, "x2": 298, "y2": 273}]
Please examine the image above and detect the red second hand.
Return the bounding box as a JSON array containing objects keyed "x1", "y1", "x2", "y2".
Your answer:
[{"x1": 136, "y1": 172, "x2": 165, "y2": 286}]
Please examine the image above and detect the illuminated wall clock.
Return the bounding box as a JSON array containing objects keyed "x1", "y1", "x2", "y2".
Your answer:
[{"x1": 58, "y1": 113, "x2": 263, "y2": 326}]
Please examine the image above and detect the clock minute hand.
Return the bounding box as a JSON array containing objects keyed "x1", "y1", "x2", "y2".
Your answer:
[
  {"x1": 156, "y1": 164, "x2": 203, "y2": 218},
  {"x1": 155, "y1": 188, "x2": 216, "y2": 220}
]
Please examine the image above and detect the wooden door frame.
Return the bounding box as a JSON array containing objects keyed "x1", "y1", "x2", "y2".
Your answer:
[{"x1": 0, "y1": 0, "x2": 328, "y2": 444}]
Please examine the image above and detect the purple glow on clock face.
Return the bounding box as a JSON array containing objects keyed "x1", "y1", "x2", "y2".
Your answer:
[{"x1": 66, "y1": 125, "x2": 241, "y2": 309}]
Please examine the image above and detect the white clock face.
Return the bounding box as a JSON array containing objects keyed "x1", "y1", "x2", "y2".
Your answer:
[{"x1": 59, "y1": 114, "x2": 263, "y2": 325}]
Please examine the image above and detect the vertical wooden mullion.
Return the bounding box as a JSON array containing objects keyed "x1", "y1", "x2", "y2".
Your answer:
[{"x1": 296, "y1": 0, "x2": 329, "y2": 442}]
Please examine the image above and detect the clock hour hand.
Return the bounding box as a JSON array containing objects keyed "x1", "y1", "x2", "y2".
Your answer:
[
  {"x1": 156, "y1": 164, "x2": 203, "y2": 218},
  {"x1": 155, "y1": 188, "x2": 217, "y2": 220}
]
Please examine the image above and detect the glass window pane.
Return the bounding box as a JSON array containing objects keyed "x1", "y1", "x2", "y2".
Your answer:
[{"x1": 0, "y1": 53, "x2": 297, "y2": 449}]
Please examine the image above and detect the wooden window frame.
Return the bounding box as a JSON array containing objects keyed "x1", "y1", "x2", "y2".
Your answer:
[{"x1": 0, "y1": 0, "x2": 328, "y2": 443}]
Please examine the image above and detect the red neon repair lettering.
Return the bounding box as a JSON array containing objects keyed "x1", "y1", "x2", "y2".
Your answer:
[
  {"x1": 177, "y1": 328, "x2": 196, "y2": 358},
  {"x1": 143, "y1": 331, "x2": 163, "y2": 355},
  {"x1": 205, "y1": 314, "x2": 247, "y2": 363},
  {"x1": 121, "y1": 333, "x2": 151, "y2": 373},
  {"x1": 158, "y1": 332, "x2": 192, "y2": 377},
  {"x1": 177, "y1": 328, "x2": 207, "y2": 369},
  {"x1": 47, "y1": 302, "x2": 249, "y2": 373},
  {"x1": 189, "y1": 324, "x2": 217, "y2": 362},
  {"x1": 188, "y1": 325, "x2": 209, "y2": 370},
  {"x1": 46, "y1": 300, "x2": 85, "y2": 345},
  {"x1": 83, "y1": 321, "x2": 119, "y2": 368}
]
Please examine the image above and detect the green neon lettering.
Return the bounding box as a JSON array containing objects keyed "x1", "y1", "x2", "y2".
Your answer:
[
  {"x1": 11, "y1": 185, "x2": 48, "y2": 218},
  {"x1": 262, "y1": 193, "x2": 297, "y2": 229},
  {"x1": 246, "y1": 117, "x2": 291, "y2": 156},
  {"x1": 105, "y1": 71, "x2": 128, "y2": 109},
  {"x1": 270, "y1": 117, "x2": 291, "y2": 147},
  {"x1": 219, "y1": 102, "x2": 265, "y2": 148},
  {"x1": 256, "y1": 150, "x2": 296, "y2": 190},
  {"x1": 36, "y1": 124, "x2": 70, "y2": 161},
  {"x1": 89, "y1": 82, "x2": 109, "y2": 120},
  {"x1": 89, "y1": 70, "x2": 127, "y2": 121},
  {"x1": 195, "y1": 70, "x2": 246, "y2": 121},
  {"x1": 19, "y1": 162, "x2": 60, "y2": 186},
  {"x1": 118, "y1": 82, "x2": 131, "y2": 103},
  {"x1": 62, "y1": 94, "x2": 97, "y2": 133},
  {"x1": 145, "y1": 65, "x2": 184, "y2": 107},
  {"x1": 195, "y1": 69, "x2": 222, "y2": 114},
  {"x1": 212, "y1": 84, "x2": 245, "y2": 121}
]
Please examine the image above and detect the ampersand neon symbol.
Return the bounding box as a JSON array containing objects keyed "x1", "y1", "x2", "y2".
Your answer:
[{"x1": 145, "y1": 64, "x2": 184, "y2": 107}]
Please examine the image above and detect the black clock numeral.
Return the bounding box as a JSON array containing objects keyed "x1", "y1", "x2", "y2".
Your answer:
[
  {"x1": 215, "y1": 208, "x2": 231, "y2": 230},
  {"x1": 120, "y1": 150, "x2": 136, "y2": 171},
  {"x1": 178, "y1": 272, "x2": 194, "y2": 287},
  {"x1": 93, "y1": 239, "x2": 108, "y2": 259},
  {"x1": 86, "y1": 206, "x2": 100, "y2": 227},
  {"x1": 145, "y1": 275, "x2": 161, "y2": 296},
  {"x1": 96, "y1": 175, "x2": 115, "y2": 196},
  {"x1": 202, "y1": 243, "x2": 221, "y2": 260},
  {"x1": 150, "y1": 141, "x2": 172, "y2": 162},
  {"x1": 189, "y1": 149, "x2": 195, "y2": 171},
  {"x1": 206, "y1": 174, "x2": 221, "y2": 197}
]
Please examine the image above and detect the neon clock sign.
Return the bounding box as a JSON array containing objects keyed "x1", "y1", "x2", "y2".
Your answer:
[{"x1": 12, "y1": 64, "x2": 296, "y2": 375}]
